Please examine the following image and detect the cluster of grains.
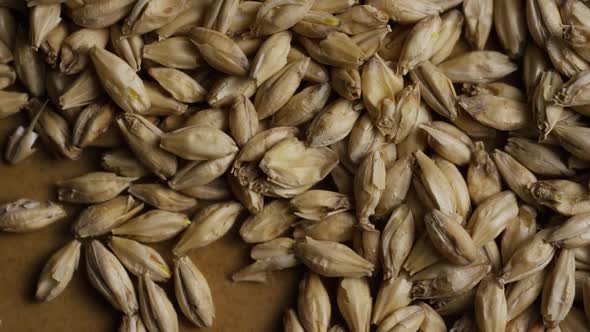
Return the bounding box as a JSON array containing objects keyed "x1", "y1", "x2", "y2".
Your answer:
[{"x1": 2, "y1": 0, "x2": 590, "y2": 331}]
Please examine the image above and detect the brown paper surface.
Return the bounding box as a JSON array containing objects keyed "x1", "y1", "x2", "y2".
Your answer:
[{"x1": 0, "y1": 115, "x2": 302, "y2": 331}]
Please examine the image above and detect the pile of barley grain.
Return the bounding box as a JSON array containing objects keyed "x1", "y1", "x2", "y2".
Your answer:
[{"x1": 1, "y1": 0, "x2": 590, "y2": 331}]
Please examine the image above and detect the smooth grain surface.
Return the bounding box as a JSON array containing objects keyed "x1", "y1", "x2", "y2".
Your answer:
[{"x1": 0, "y1": 114, "x2": 301, "y2": 331}]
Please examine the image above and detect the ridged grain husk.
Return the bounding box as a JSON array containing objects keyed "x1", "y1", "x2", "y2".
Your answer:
[
  {"x1": 499, "y1": 229, "x2": 556, "y2": 284},
  {"x1": 73, "y1": 195, "x2": 143, "y2": 238},
  {"x1": 57, "y1": 172, "x2": 136, "y2": 204},
  {"x1": 117, "y1": 113, "x2": 178, "y2": 180},
  {"x1": 294, "y1": 236, "x2": 375, "y2": 278},
  {"x1": 137, "y1": 274, "x2": 178, "y2": 332},
  {"x1": 381, "y1": 205, "x2": 414, "y2": 281},
  {"x1": 173, "y1": 256, "x2": 215, "y2": 327},
  {"x1": 128, "y1": 183, "x2": 197, "y2": 212},
  {"x1": 112, "y1": 210, "x2": 190, "y2": 243},
  {"x1": 109, "y1": 236, "x2": 171, "y2": 282},
  {"x1": 85, "y1": 240, "x2": 138, "y2": 315},
  {"x1": 297, "y1": 272, "x2": 331, "y2": 332},
  {"x1": 35, "y1": 240, "x2": 81, "y2": 302},
  {"x1": 174, "y1": 201, "x2": 243, "y2": 255},
  {"x1": 89, "y1": 47, "x2": 150, "y2": 114},
  {"x1": 354, "y1": 150, "x2": 386, "y2": 228},
  {"x1": 475, "y1": 276, "x2": 507, "y2": 332},
  {"x1": 542, "y1": 248, "x2": 576, "y2": 328},
  {"x1": 410, "y1": 262, "x2": 490, "y2": 299}
]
